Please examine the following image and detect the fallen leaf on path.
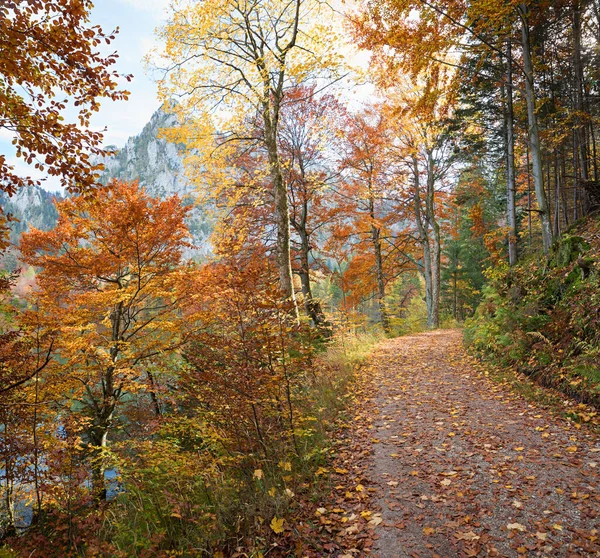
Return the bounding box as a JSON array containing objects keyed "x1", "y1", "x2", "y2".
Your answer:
[
  {"x1": 423, "y1": 527, "x2": 435, "y2": 535},
  {"x1": 270, "y1": 516, "x2": 284, "y2": 534},
  {"x1": 455, "y1": 531, "x2": 480, "y2": 541}
]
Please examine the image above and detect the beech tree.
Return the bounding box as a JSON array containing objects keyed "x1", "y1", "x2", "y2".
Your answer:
[
  {"x1": 156, "y1": 0, "x2": 343, "y2": 313},
  {"x1": 0, "y1": 0, "x2": 130, "y2": 198},
  {"x1": 380, "y1": 68, "x2": 458, "y2": 329},
  {"x1": 280, "y1": 86, "x2": 344, "y2": 329},
  {"x1": 19, "y1": 181, "x2": 194, "y2": 499},
  {"x1": 333, "y1": 109, "x2": 409, "y2": 333}
]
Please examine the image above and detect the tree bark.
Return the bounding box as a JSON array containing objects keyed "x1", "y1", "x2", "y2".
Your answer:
[
  {"x1": 368, "y1": 180, "x2": 390, "y2": 334},
  {"x1": 426, "y1": 151, "x2": 441, "y2": 329},
  {"x1": 412, "y1": 155, "x2": 436, "y2": 329},
  {"x1": 297, "y1": 224, "x2": 329, "y2": 330},
  {"x1": 519, "y1": 4, "x2": 553, "y2": 252},
  {"x1": 263, "y1": 103, "x2": 299, "y2": 318},
  {"x1": 505, "y1": 40, "x2": 518, "y2": 265}
]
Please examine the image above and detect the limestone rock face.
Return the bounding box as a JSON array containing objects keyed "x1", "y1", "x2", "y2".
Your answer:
[
  {"x1": 96, "y1": 108, "x2": 212, "y2": 256},
  {"x1": 0, "y1": 185, "x2": 60, "y2": 238},
  {"x1": 1, "y1": 107, "x2": 212, "y2": 262}
]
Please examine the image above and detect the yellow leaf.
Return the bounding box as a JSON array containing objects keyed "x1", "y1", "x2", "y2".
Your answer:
[
  {"x1": 253, "y1": 469, "x2": 263, "y2": 480},
  {"x1": 566, "y1": 446, "x2": 578, "y2": 453},
  {"x1": 368, "y1": 514, "x2": 383, "y2": 527},
  {"x1": 270, "y1": 516, "x2": 285, "y2": 534},
  {"x1": 423, "y1": 527, "x2": 435, "y2": 535}
]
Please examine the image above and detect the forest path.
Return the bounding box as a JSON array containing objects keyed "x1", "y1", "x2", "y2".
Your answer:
[{"x1": 364, "y1": 329, "x2": 600, "y2": 557}]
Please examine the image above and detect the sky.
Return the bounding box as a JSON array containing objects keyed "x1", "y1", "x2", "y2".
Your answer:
[
  {"x1": 1, "y1": 0, "x2": 372, "y2": 193},
  {"x1": 0, "y1": 0, "x2": 170, "y2": 192}
]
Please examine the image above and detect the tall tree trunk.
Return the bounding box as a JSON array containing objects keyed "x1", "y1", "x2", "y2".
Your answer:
[
  {"x1": 297, "y1": 225, "x2": 328, "y2": 331},
  {"x1": 88, "y1": 366, "x2": 116, "y2": 502},
  {"x1": 526, "y1": 145, "x2": 533, "y2": 245},
  {"x1": 505, "y1": 40, "x2": 519, "y2": 265},
  {"x1": 573, "y1": 0, "x2": 589, "y2": 183},
  {"x1": 1, "y1": 420, "x2": 16, "y2": 537},
  {"x1": 291, "y1": 165, "x2": 329, "y2": 330},
  {"x1": 412, "y1": 156, "x2": 435, "y2": 329},
  {"x1": 87, "y1": 303, "x2": 123, "y2": 501},
  {"x1": 573, "y1": 0, "x2": 591, "y2": 213},
  {"x1": 519, "y1": 4, "x2": 553, "y2": 251},
  {"x1": 426, "y1": 151, "x2": 441, "y2": 329},
  {"x1": 368, "y1": 182, "x2": 390, "y2": 334},
  {"x1": 263, "y1": 106, "x2": 298, "y2": 318}
]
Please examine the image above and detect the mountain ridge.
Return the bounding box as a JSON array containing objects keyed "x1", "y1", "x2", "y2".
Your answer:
[{"x1": 0, "y1": 107, "x2": 212, "y2": 261}]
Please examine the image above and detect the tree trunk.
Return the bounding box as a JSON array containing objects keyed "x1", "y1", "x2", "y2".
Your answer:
[
  {"x1": 1, "y1": 420, "x2": 16, "y2": 537},
  {"x1": 87, "y1": 304, "x2": 121, "y2": 501},
  {"x1": 412, "y1": 156, "x2": 435, "y2": 329},
  {"x1": 573, "y1": 0, "x2": 591, "y2": 214},
  {"x1": 505, "y1": 40, "x2": 518, "y2": 265},
  {"x1": 573, "y1": 1, "x2": 589, "y2": 184},
  {"x1": 368, "y1": 183, "x2": 390, "y2": 334},
  {"x1": 431, "y1": 224, "x2": 441, "y2": 329},
  {"x1": 263, "y1": 105, "x2": 298, "y2": 318},
  {"x1": 519, "y1": 4, "x2": 553, "y2": 252},
  {"x1": 88, "y1": 363, "x2": 117, "y2": 502},
  {"x1": 426, "y1": 152, "x2": 441, "y2": 329},
  {"x1": 89, "y1": 419, "x2": 110, "y2": 502},
  {"x1": 297, "y1": 224, "x2": 329, "y2": 331}
]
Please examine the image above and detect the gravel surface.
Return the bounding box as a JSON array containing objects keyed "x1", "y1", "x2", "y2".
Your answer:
[{"x1": 366, "y1": 330, "x2": 600, "y2": 557}]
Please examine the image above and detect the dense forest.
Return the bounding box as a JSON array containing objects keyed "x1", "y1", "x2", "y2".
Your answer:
[{"x1": 1, "y1": 0, "x2": 599, "y2": 556}]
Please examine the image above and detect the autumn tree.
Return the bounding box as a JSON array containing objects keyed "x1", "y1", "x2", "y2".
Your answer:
[
  {"x1": 352, "y1": 0, "x2": 556, "y2": 254},
  {"x1": 332, "y1": 109, "x2": 413, "y2": 333},
  {"x1": 182, "y1": 258, "x2": 313, "y2": 460},
  {"x1": 380, "y1": 68, "x2": 459, "y2": 329},
  {"x1": 279, "y1": 86, "x2": 345, "y2": 329},
  {"x1": 0, "y1": 0, "x2": 130, "y2": 198},
  {"x1": 19, "y1": 181, "x2": 194, "y2": 499},
  {"x1": 155, "y1": 0, "x2": 344, "y2": 312}
]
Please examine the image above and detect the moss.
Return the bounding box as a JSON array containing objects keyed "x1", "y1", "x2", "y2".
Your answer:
[{"x1": 464, "y1": 217, "x2": 600, "y2": 407}]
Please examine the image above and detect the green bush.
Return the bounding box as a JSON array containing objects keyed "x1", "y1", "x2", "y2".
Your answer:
[{"x1": 465, "y1": 227, "x2": 600, "y2": 405}]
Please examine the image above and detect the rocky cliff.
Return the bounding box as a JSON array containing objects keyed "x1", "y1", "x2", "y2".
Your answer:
[
  {"x1": 0, "y1": 107, "x2": 212, "y2": 261},
  {"x1": 96, "y1": 108, "x2": 212, "y2": 254}
]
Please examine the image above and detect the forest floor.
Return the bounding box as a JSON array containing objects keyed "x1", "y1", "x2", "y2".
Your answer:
[{"x1": 309, "y1": 329, "x2": 600, "y2": 557}]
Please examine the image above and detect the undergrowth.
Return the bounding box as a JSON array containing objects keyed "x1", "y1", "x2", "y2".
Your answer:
[
  {"x1": 1, "y1": 329, "x2": 381, "y2": 558},
  {"x1": 465, "y1": 214, "x2": 600, "y2": 415}
]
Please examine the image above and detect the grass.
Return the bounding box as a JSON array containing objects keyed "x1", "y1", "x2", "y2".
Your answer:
[{"x1": 466, "y1": 340, "x2": 600, "y2": 434}]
